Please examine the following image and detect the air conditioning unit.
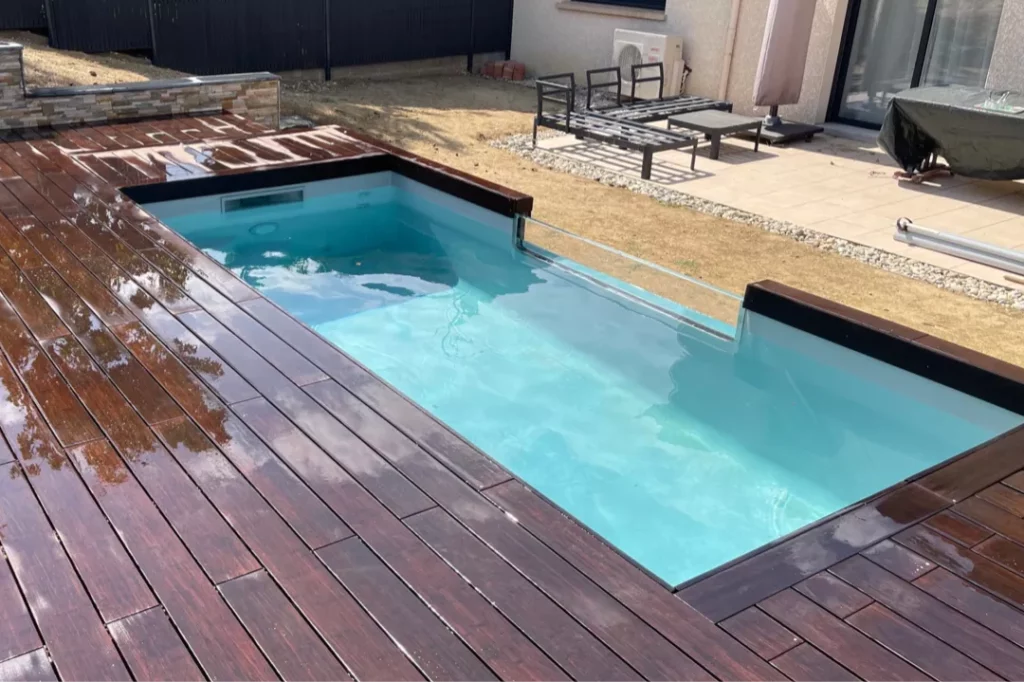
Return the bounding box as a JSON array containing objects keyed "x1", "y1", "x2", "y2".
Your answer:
[{"x1": 613, "y1": 29, "x2": 685, "y2": 100}]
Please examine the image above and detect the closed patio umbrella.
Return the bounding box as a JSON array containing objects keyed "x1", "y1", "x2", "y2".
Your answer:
[{"x1": 750, "y1": 0, "x2": 824, "y2": 144}]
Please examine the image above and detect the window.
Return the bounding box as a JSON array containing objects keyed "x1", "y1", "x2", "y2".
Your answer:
[
  {"x1": 830, "y1": 0, "x2": 1004, "y2": 127},
  {"x1": 575, "y1": 0, "x2": 667, "y2": 10}
]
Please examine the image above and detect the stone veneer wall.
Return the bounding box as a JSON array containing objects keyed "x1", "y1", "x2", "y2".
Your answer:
[{"x1": 0, "y1": 41, "x2": 280, "y2": 130}]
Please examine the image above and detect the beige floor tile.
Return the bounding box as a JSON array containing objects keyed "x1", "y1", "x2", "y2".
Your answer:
[
  {"x1": 917, "y1": 204, "x2": 1021, "y2": 232},
  {"x1": 935, "y1": 180, "x2": 1021, "y2": 203},
  {"x1": 769, "y1": 201, "x2": 854, "y2": 225},
  {"x1": 870, "y1": 195, "x2": 971, "y2": 221},
  {"x1": 807, "y1": 215, "x2": 889, "y2": 238},
  {"x1": 961, "y1": 218, "x2": 1024, "y2": 249}
]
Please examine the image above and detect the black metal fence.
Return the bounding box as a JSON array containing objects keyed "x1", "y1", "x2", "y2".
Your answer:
[
  {"x1": 45, "y1": 0, "x2": 152, "y2": 53},
  {"x1": 151, "y1": 0, "x2": 326, "y2": 74},
  {"x1": 0, "y1": 0, "x2": 513, "y2": 77},
  {"x1": 0, "y1": 0, "x2": 46, "y2": 31}
]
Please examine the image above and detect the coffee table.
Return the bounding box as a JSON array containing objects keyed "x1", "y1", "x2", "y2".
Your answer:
[{"x1": 667, "y1": 110, "x2": 762, "y2": 160}]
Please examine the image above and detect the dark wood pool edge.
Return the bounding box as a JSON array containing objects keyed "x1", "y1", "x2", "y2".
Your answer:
[
  {"x1": 677, "y1": 280, "x2": 1024, "y2": 619},
  {"x1": 121, "y1": 127, "x2": 534, "y2": 219}
]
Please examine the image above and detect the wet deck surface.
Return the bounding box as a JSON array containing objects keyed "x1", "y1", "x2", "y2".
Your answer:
[{"x1": 0, "y1": 115, "x2": 1022, "y2": 681}]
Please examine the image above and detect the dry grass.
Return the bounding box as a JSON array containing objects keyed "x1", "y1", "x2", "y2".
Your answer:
[
  {"x1": 0, "y1": 30, "x2": 183, "y2": 87},
  {"x1": 6, "y1": 36, "x2": 1022, "y2": 366}
]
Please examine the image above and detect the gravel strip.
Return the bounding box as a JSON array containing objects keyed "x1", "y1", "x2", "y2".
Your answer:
[{"x1": 492, "y1": 133, "x2": 1024, "y2": 309}]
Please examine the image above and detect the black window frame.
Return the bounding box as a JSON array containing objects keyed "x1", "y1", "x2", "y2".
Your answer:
[{"x1": 574, "y1": 0, "x2": 667, "y2": 11}]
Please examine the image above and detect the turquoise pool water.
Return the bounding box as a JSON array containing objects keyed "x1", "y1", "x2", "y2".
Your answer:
[{"x1": 150, "y1": 177, "x2": 1024, "y2": 586}]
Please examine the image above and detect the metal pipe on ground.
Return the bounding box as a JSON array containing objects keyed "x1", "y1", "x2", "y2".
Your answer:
[{"x1": 895, "y1": 217, "x2": 1024, "y2": 277}]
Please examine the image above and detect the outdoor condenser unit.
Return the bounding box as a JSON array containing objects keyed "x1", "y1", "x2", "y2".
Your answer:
[{"x1": 613, "y1": 29, "x2": 686, "y2": 99}]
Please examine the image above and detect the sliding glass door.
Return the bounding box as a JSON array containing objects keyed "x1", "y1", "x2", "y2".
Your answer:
[{"x1": 830, "y1": 0, "x2": 1004, "y2": 128}]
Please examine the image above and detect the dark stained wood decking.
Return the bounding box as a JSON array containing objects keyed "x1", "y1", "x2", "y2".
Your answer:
[{"x1": 0, "y1": 115, "x2": 1020, "y2": 681}]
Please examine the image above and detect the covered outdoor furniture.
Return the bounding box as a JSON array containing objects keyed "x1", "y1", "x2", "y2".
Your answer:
[
  {"x1": 534, "y1": 73, "x2": 699, "y2": 179},
  {"x1": 879, "y1": 85, "x2": 1024, "y2": 180},
  {"x1": 584, "y1": 63, "x2": 733, "y2": 123},
  {"x1": 668, "y1": 110, "x2": 763, "y2": 160}
]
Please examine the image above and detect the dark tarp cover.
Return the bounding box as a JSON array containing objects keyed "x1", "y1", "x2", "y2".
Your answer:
[{"x1": 878, "y1": 85, "x2": 1024, "y2": 181}]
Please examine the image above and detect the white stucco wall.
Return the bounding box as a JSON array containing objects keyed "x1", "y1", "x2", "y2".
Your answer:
[{"x1": 510, "y1": 0, "x2": 848, "y2": 123}]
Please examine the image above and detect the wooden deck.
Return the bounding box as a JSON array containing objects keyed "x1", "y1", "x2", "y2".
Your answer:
[{"x1": 0, "y1": 115, "x2": 1022, "y2": 681}]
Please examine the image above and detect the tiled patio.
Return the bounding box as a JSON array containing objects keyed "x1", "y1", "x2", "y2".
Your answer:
[{"x1": 538, "y1": 131, "x2": 1024, "y2": 291}]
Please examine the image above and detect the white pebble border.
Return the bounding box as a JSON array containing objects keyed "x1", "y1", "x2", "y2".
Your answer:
[{"x1": 492, "y1": 133, "x2": 1024, "y2": 310}]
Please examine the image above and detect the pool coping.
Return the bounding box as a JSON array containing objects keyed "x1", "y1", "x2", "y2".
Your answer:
[{"x1": 120, "y1": 126, "x2": 534, "y2": 219}]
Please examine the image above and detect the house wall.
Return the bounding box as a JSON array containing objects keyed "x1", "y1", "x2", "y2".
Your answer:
[
  {"x1": 510, "y1": 0, "x2": 849, "y2": 124},
  {"x1": 0, "y1": 41, "x2": 280, "y2": 131},
  {"x1": 986, "y1": 0, "x2": 1024, "y2": 92}
]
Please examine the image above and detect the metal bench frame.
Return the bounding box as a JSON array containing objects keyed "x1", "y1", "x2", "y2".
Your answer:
[
  {"x1": 533, "y1": 74, "x2": 698, "y2": 179},
  {"x1": 584, "y1": 63, "x2": 733, "y2": 123}
]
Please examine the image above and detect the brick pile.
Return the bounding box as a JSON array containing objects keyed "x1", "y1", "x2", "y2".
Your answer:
[{"x1": 482, "y1": 60, "x2": 525, "y2": 81}]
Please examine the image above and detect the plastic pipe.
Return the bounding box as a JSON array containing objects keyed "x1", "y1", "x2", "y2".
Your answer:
[
  {"x1": 895, "y1": 217, "x2": 1024, "y2": 277},
  {"x1": 718, "y1": 0, "x2": 744, "y2": 100}
]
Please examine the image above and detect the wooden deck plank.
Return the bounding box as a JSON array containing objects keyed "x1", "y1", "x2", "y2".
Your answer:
[
  {"x1": 923, "y1": 510, "x2": 994, "y2": 547},
  {"x1": 0, "y1": 355, "x2": 156, "y2": 623},
  {"x1": 180, "y1": 310, "x2": 434, "y2": 518},
  {"x1": 914, "y1": 568, "x2": 1024, "y2": 649},
  {"x1": 68, "y1": 439, "x2": 277, "y2": 681},
  {"x1": 0, "y1": 215, "x2": 45, "y2": 270},
  {"x1": 0, "y1": 183, "x2": 32, "y2": 220},
  {"x1": 26, "y1": 266, "x2": 182, "y2": 424},
  {"x1": 846, "y1": 602, "x2": 1000, "y2": 681},
  {"x1": 978, "y1": 483, "x2": 1024, "y2": 517},
  {"x1": 480, "y1": 481, "x2": 786, "y2": 682},
  {"x1": 896, "y1": 525, "x2": 1024, "y2": 606},
  {"x1": 0, "y1": 294, "x2": 102, "y2": 446},
  {"x1": 405, "y1": 507, "x2": 641, "y2": 681},
  {"x1": 158, "y1": 410, "x2": 352, "y2": 550},
  {"x1": 976, "y1": 535, "x2": 1024, "y2": 576},
  {"x1": 831, "y1": 554, "x2": 1024, "y2": 679},
  {"x1": 107, "y1": 607, "x2": 205, "y2": 682},
  {"x1": 44, "y1": 334, "x2": 259, "y2": 583},
  {"x1": 242, "y1": 298, "x2": 511, "y2": 489},
  {"x1": 140, "y1": 245, "x2": 259, "y2": 304},
  {"x1": 111, "y1": 321, "x2": 352, "y2": 550},
  {"x1": 954, "y1": 493, "x2": 1024, "y2": 540},
  {"x1": 319, "y1": 538, "x2": 499, "y2": 681},
  {"x1": 0, "y1": 462, "x2": 130, "y2": 681},
  {"x1": 194, "y1": 300, "x2": 329, "y2": 386},
  {"x1": 219, "y1": 570, "x2": 352, "y2": 682},
  {"x1": 861, "y1": 540, "x2": 936, "y2": 581},
  {"x1": 718, "y1": 608, "x2": 802, "y2": 661},
  {"x1": 919, "y1": 427, "x2": 1024, "y2": 502},
  {"x1": 0, "y1": 253, "x2": 68, "y2": 341},
  {"x1": 769, "y1": 644, "x2": 857, "y2": 682},
  {"x1": 758, "y1": 589, "x2": 922, "y2": 681},
  {"x1": 0, "y1": 649, "x2": 58, "y2": 682},
  {"x1": 234, "y1": 398, "x2": 567, "y2": 682},
  {"x1": 0, "y1": 554, "x2": 41, "y2": 663},
  {"x1": 794, "y1": 572, "x2": 873, "y2": 618},
  {"x1": 152, "y1": 415, "x2": 422, "y2": 681}
]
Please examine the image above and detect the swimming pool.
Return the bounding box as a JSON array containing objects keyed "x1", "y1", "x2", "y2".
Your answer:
[{"x1": 147, "y1": 172, "x2": 1024, "y2": 586}]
